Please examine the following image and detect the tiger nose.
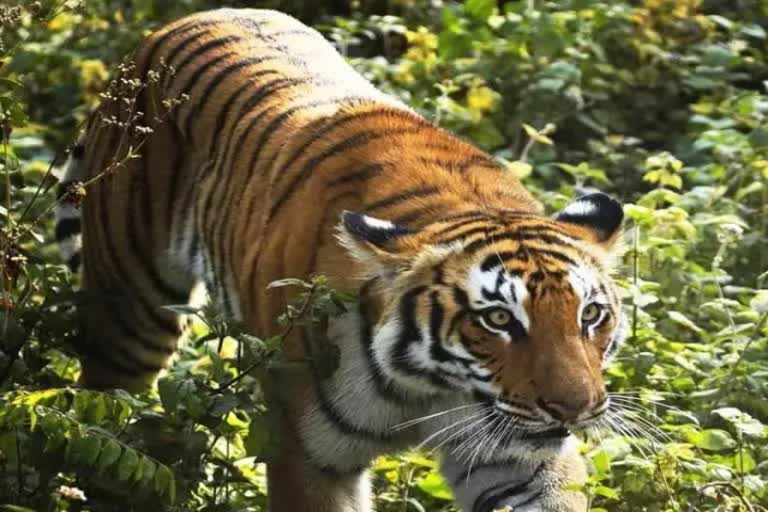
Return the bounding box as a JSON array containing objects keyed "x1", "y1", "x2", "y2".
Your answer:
[{"x1": 536, "y1": 397, "x2": 589, "y2": 421}]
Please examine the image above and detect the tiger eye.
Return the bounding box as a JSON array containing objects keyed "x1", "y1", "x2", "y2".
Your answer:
[
  {"x1": 581, "y1": 303, "x2": 602, "y2": 324},
  {"x1": 486, "y1": 308, "x2": 512, "y2": 328}
]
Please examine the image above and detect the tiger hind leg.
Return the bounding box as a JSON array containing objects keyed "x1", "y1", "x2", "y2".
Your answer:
[{"x1": 56, "y1": 140, "x2": 199, "y2": 392}]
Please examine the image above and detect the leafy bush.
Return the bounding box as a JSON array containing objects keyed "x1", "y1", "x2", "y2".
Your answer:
[{"x1": 1, "y1": 0, "x2": 767, "y2": 510}]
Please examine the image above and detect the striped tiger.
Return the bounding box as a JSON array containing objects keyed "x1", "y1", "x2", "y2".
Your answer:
[{"x1": 54, "y1": 9, "x2": 626, "y2": 512}]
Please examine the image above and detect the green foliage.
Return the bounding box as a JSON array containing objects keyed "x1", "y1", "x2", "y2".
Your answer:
[
  {"x1": 0, "y1": 388, "x2": 176, "y2": 505},
  {"x1": 1, "y1": 0, "x2": 768, "y2": 511}
]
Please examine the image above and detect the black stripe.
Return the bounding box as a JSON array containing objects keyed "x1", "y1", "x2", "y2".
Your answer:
[
  {"x1": 391, "y1": 207, "x2": 433, "y2": 226},
  {"x1": 391, "y1": 287, "x2": 453, "y2": 389},
  {"x1": 139, "y1": 19, "x2": 226, "y2": 79},
  {"x1": 195, "y1": 76, "x2": 323, "y2": 302},
  {"x1": 439, "y1": 225, "x2": 496, "y2": 247},
  {"x1": 179, "y1": 69, "x2": 276, "y2": 261},
  {"x1": 164, "y1": 112, "x2": 185, "y2": 238},
  {"x1": 513, "y1": 489, "x2": 544, "y2": 508},
  {"x1": 428, "y1": 292, "x2": 474, "y2": 367},
  {"x1": 81, "y1": 345, "x2": 151, "y2": 379},
  {"x1": 429, "y1": 292, "x2": 447, "y2": 360},
  {"x1": 431, "y1": 216, "x2": 491, "y2": 239},
  {"x1": 182, "y1": 58, "x2": 278, "y2": 137},
  {"x1": 306, "y1": 323, "x2": 397, "y2": 442},
  {"x1": 415, "y1": 157, "x2": 461, "y2": 171},
  {"x1": 206, "y1": 75, "x2": 325, "y2": 193},
  {"x1": 434, "y1": 210, "x2": 491, "y2": 224},
  {"x1": 533, "y1": 249, "x2": 579, "y2": 265},
  {"x1": 270, "y1": 107, "x2": 423, "y2": 193},
  {"x1": 56, "y1": 183, "x2": 69, "y2": 200},
  {"x1": 481, "y1": 249, "x2": 576, "y2": 270},
  {"x1": 66, "y1": 253, "x2": 81, "y2": 271},
  {"x1": 458, "y1": 154, "x2": 500, "y2": 172},
  {"x1": 171, "y1": 36, "x2": 242, "y2": 84},
  {"x1": 356, "y1": 283, "x2": 412, "y2": 403},
  {"x1": 180, "y1": 160, "x2": 214, "y2": 265},
  {"x1": 306, "y1": 188, "x2": 359, "y2": 275},
  {"x1": 511, "y1": 223, "x2": 582, "y2": 239},
  {"x1": 327, "y1": 163, "x2": 383, "y2": 187},
  {"x1": 364, "y1": 186, "x2": 440, "y2": 213},
  {"x1": 268, "y1": 126, "x2": 425, "y2": 221},
  {"x1": 163, "y1": 26, "x2": 223, "y2": 73},
  {"x1": 463, "y1": 231, "x2": 575, "y2": 256},
  {"x1": 224, "y1": 93, "x2": 360, "y2": 275},
  {"x1": 480, "y1": 253, "x2": 507, "y2": 272},
  {"x1": 95, "y1": 291, "x2": 178, "y2": 356},
  {"x1": 207, "y1": 68, "x2": 283, "y2": 151},
  {"x1": 452, "y1": 286, "x2": 470, "y2": 309},
  {"x1": 55, "y1": 217, "x2": 81, "y2": 241},
  {"x1": 78, "y1": 296, "x2": 171, "y2": 374},
  {"x1": 175, "y1": 50, "x2": 236, "y2": 98},
  {"x1": 136, "y1": 92, "x2": 191, "y2": 306},
  {"x1": 97, "y1": 153, "x2": 187, "y2": 335},
  {"x1": 472, "y1": 463, "x2": 544, "y2": 512}
]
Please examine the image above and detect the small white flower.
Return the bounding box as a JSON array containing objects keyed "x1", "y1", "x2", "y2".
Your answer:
[{"x1": 56, "y1": 485, "x2": 87, "y2": 502}]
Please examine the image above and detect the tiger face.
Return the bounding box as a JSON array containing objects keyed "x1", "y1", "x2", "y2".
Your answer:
[{"x1": 340, "y1": 192, "x2": 625, "y2": 455}]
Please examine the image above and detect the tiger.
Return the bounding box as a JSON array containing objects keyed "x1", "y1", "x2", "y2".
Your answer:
[{"x1": 54, "y1": 8, "x2": 626, "y2": 512}]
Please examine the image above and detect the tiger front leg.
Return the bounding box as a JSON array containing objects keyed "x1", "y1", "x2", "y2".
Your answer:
[{"x1": 440, "y1": 446, "x2": 588, "y2": 512}]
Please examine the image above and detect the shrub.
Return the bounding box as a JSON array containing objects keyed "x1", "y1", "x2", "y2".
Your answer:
[{"x1": 1, "y1": 1, "x2": 766, "y2": 510}]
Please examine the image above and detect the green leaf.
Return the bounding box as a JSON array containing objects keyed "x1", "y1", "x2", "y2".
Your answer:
[
  {"x1": 523, "y1": 123, "x2": 554, "y2": 145},
  {"x1": 154, "y1": 464, "x2": 176, "y2": 503},
  {"x1": 592, "y1": 449, "x2": 611, "y2": 475},
  {"x1": 245, "y1": 414, "x2": 272, "y2": 458},
  {"x1": 157, "y1": 378, "x2": 179, "y2": 414},
  {"x1": 416, "y1": 472, "x2": 454, "y2": 500},
  {"x1": 78, "y1": 433, "x2": 103, "y2": 466},
  {"x1": 592, "y1": 485, "x2": 619, "y2": 500},
  {"x1": 208, "y1": 393, "x2": 239, "y2": 417},
  {"x1": 0, "y1": 78, "x2": 23, "y2": 90},
  {"x1": 140, "y1": 457, "x2": 157, "y2": 485},
  {"x1": 117, "y1": 447, "x2": 140, "y2": 481},
  {"x1": 667, "y1": 311, "x2": 704, "y2": 334},
  {"x1": 740, "y1": 23, "x2": 766, "y2": 39},
  {"x1": 713, "y1": 407, "x2": 766, "y2": 438},
  {"x1": 689, "y1": 429, "x2": 737, "y2": 452},
  {"x1": 96, "y1": 438, "x2": 123, "y2": 471},
  {"x1": 66, "y1": 431, "x2": 101, "y2": 466},
  {"x1": 464, "y1": 0, "x2": 495, "y2": 20},
  {"x1": 89, "y1": 395, "x2": 108, "y2": 423}
]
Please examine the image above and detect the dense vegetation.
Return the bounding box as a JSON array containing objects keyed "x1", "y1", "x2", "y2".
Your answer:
[{"x1": 1, "y1": 0, "x2": 767, "y2": 510}]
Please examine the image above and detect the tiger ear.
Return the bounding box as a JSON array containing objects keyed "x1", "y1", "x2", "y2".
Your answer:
[
  {"x1": 337, "y1": 211, "x2": 413, "y2": 277},
  {"x1": 555, "y1": 192, "x2": 624, "y2": 249}
]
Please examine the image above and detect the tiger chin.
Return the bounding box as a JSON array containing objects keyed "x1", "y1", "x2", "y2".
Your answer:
[{"x1": 55, "y1": 8, "x2": 627, "y2": 512}]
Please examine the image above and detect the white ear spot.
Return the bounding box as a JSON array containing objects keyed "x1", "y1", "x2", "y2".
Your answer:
[
  {"x1": 561, "y1": 200, "x2": 597, "y2": 217},
  {"x1": 360, "y1": 215, "x2": 396, "y2": 230}
]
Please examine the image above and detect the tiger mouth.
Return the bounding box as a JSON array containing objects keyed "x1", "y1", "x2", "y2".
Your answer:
[{"x1": 516, "y1": 427, "x2": 571, "y2": 441}]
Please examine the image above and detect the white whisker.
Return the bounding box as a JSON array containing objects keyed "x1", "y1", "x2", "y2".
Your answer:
[{"x1": 391, "y1": 402, "x2": 484, "y2": 431}]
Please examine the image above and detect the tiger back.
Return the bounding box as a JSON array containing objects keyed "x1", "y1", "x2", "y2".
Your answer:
[{"x1": 56, "y1": 9, "x2": 626, "y2": 512}]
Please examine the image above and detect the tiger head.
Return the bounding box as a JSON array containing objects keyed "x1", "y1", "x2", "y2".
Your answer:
[{"x1": 339, "y1": 192, "x2": 625, "y2": 456}]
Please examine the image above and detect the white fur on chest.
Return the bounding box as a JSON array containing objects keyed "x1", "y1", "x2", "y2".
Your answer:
[{"x1": 299, "y1": 309, "x2": 418, "y2": 470}]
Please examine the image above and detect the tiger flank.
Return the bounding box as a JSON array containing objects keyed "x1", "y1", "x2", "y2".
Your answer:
[{"x1": 55, "y1": 9, "x2": 626, "y2": 512}]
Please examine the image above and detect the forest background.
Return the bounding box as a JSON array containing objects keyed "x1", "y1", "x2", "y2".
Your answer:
[{"x1": 1, "y1": 0, "x2": 768, "y2": 510}]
